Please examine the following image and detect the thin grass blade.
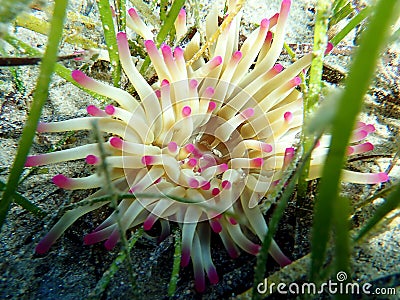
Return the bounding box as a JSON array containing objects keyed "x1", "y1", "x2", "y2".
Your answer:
[
  {"x1": 298, "y1": 0, "x2": 332, "y2": 202},
  {"x1": 168, "y1": 228, "x2": 182, "y2": 297},
  {"x1": 330, "y1": 7, "x2": 371, "y2": 46},
  {"x1": 355, "y1": 183, "x2": 400, "y2": 242},
  {"x1": 310, "y1": 0, "x2": 399, "y2": 281},
  {"x1": 96, "y1": 0, "x2": 121, "y2": 86},
  {"x1": 88, "y1": 228, "x2": 143, "y2": 299},
  {"x1": 0, "y1": 0, "x2": 69, "y2": 231},
  {"x1": 333, "y1": 196, "x2": 351, "y2": 300}
]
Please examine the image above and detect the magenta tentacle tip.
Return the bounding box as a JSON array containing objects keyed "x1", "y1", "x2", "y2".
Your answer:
[
  {"x1": 260, "y1": 18, "x2": 270, "y2": 29},
  {"x1": 35, "y1": 240, "x2": 51, "y2": 255},
  {"x1": 141, "y1": 155, "x2": 155, "y2": 166},
  {"x1": 52, "y1": 174, "x2": 70, "y2": 189},
  {"x1": 233, "y1": 51, "x2": 242, "y2": 61},
  {"x1": 325, "y1": 42, "x2": 334, "y2": 55},
  {"x1": 116, "y1": 31, "x2": 127, "y2": 40},
  {"x1": 71, "y1": 70, "x2": 86, "y2": 83},
  {"x1": 109, "y1": 137, "x2": 123, "y2": 149},
  {"x1": 377, "y1": 172, "x2": 389, "y2": 183}
]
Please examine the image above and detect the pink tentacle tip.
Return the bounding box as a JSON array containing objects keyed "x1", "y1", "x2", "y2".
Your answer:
[
  {"x1": 270, "y1": 12, "x2": 279, "y2": 23},
  {"x1": 104, "y1": 105, "x2": 116, "y2": 115},
  {"x1": 376, "y1": 172, "x2": 389, "y2": 183},
  {"x1": 144, "y1": 39, "x2": 156, "y2": 50},
  {"x1": 116, "y1": 31, "x2": 127, "y2": 41},
  {"x1": 25, "y1": 156, "x2": 40, "y2": 167},
  {"x1": 184, "y1": 143, "x2": 195, "y2": 153},
  {"x1": 189, "y1": 178, "x2": 199, "y2": 188},
  {"x1": 232, "y1": 51, "x2": 242, "y2": 61},
  {"x1": 353, "y1": 130, "x2": 368, "y2": 141},
  {"x1": 260, "y1": 18, "x2": 270, "y2": 29},
  {"x1": 273, "y1": 63, "x2": 284, "y2": 73},
  {"x1": 83, "y1": 234, "x2": 92, "y2": 245},
  {"x1": 252, "y1": 158, "x2": 264, "y2": 168},
  {"x1": 36, "y1": 122, "x2": 47, "y2": 133},
  {"x1": 167, "y1": 142, "x2": 178, "y2": 152},
  {"x1": 155, "y1": 90, "x2": 161, "y2": 98},
  {"x1": 221, "y1": 180, "x2": 231, "y2": 190},
  {"x1": 104, "y1": 231, "x2": 120, "y2": 250},
  {"x1": 201, "y1": 181, "x2": 211, "y2": 190},
  {"x1": 211, "y1": 188, "x2": 220, "y2": 196},
  {"x1": 85, "y1": 155, "x2": 99, "y2": 165},
  {"x1": 364, "y1": 124, "x2": 376, "y2": 133},
  {"x1": 187, "y1": 158, "x2": 197, "y2": 168},
  {"x1": 281, "y1": 0, "x2": 292, "y2": 14},
  {"x1": 195, "y1": 277, "x2": 206, "y2": 293},
  {"x1": 179, "y1": 8, "x2": 186, "y2": 18},
  {"x1": 52, "y1": 174, "x2": 70, "y2": 189},
  {"x1": 86, "y1": 105, "x2": 98, "y2": 116},
  {"x1": 261, "y1": 143, "x2": 273, "y2": 153},
  {"x1": 266, "y1": 31, "x2": 273, "y2": 41},
  {"x1": 84, "y1": 231, "x2": 106, "y2": 245},
  {"x1": 71, "y1": 70, "x2": 87, "y2": 83},
  {"x1": 181, "y1": 248, "x2": 190, "y2": 267},
  {"x1": 189, "y1": 79, "x2": 198, "y2": 89},
  {"x1": 363, "y1": 142, "x2": 374, "y2": 152},
  {"x1": 228, "y1": 217, "x2": 238, "y2": 225},
  {"x1": 141, "y1": 155, "x2": 155, "y2": 166},
  {"x1": 252, "y1": 244, "x2": 262, "y2": 255},
  {"x1": 284, "y1": 111, "x2": 293, "y2": 123},
  {"x1": 87, "y1": 105, "x2": 107, "y2": 117},
  {"x1": 204, "y1": 87, "x2": 215, "y2": 99},
  {"x1": 208, "y1": 268, "x2": 219, "y2": 284},
  {"x1": 127, "y1": 7, "x2": 138, "y2": 18},
  {"x1": 143, "y1": 215, "x2": 156, "y2": 231},
  {"x1": 285, "y1": 147, "x2": 295, "y2": 156},
  {"x1": 207, "y1": 101, "x2": 217, "y2": 112},
  {"x1": 168, "y1": 141, "x2": 178, "y2": 153},
  {"x1": 104, "y1": 239, "x2": 117, "y2": 251},
  {"x1": 35, "y1": 240, "x2": 51, "y2": 255},
  {"x1": 109, "y1": 137, "x2": 123, "y2": 149},
  {"x1": 161, "y1": 79, "x2": 170, "y2": 87},
  {"x1": 278, "y1": 256, "x2": 292, "y2": 267},
  {"x1": 356, "y1": 121, "x2": 366, "y2": 128},
  {"x1": 349, "y1": 142, "x2": 374, "y2": 155},
  {"x1": 241, "y1": 107, "x2": 255, "y2": 119},
  {"x1": 325, "y1": 42, "x2": 334, "y2": 55},
  {"x1": 347, "y1": 147, "x2": 355, "y2": 155},
  {"x1": 219, "y1": 163, "x2": 229, "y2": 172},
  {"x1": 161, "y1": 44, "x2": 172, "y2": 56},
  {"x1": 291, "y1": 76, "x2": 302, "y2": 86},
  {"x1": 174, "y1": 47, "x2": 183, "y2": 58},
  {"x1": 210, "y1": 219, "x2": 222, "y2": 233},
  {"x1": 212, "y1": 56, "x2": 223, "y2": 66},
  {"x1": 227, "y1": 247, "x2": 240, "y2": 259},
  {"x1": 182, "y1": 106, "x2": 192, "y2": 117}
]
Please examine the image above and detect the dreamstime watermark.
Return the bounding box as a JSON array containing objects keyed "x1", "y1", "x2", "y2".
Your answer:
[{"x1": 257, "y1": 271, "x2": 397, "y2": 296}]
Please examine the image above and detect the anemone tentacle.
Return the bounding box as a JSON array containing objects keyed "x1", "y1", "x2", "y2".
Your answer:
[{"x1": 30, "y1": 0, "x2": 389, "y2": 292}]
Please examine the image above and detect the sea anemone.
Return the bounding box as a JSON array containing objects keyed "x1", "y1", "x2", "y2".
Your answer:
[{"x1": 27, "y1": 0, "x2": 388, "y2": 292}]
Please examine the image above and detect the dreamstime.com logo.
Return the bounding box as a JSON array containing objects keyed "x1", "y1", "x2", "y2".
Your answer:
[{"x1": 257, "y1": 271, "x2": 397, "y2": 296}]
